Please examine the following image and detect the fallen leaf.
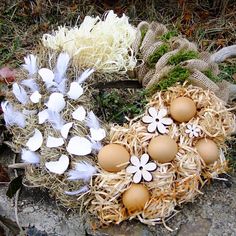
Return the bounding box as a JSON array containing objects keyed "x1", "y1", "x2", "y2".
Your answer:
[
  {"x1": 233, "y1": 73, "x2": 236, "y2": 81},
  {"x1": 0, "y1": 164, "x2": 10, "y2": 182},
  {"x1": 0, "y1": 67, "x2": 15, "y2": 83},
  {"x1": 6, "y1": 175, "x2": 23, "y2": 198}
]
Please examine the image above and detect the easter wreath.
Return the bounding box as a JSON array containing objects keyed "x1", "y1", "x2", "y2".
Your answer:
[{"x1": 3, "y1": 11, "x2": 236, "y2": 228}]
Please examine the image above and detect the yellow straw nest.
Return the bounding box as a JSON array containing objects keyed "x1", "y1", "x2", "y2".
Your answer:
[{"x1": 88, "y1": 84, "x2": 235, "y2": 226}]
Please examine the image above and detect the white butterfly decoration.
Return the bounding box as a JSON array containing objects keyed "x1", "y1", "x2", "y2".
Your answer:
[
  {"x1": 26, "y1": 129, "x2": 43, "y2": 151},
  {"x1": 22, "y1": 54, "x2": 38, "y2": 75},
  {"x1": 64, "y1": 185, "x2": 89, "y2": 196},
  {"x1": 46, "y1": 136, "x2": 64, "y2": 148},
  {"x1": 66, "y1": 136, "x2": 92, "y2": 156},
  {"x1": 67, "y1": 162, "x2": 97, "y2": 181},
  {"x1": 1, "y1": 101, "x2": 26, "y2": 128},
  {"x1": 86, "y1": 111, "x2": 106, "y2": 141},
  {"x1": 21, "y1": 149, "x2": 40, "y2": 164},
  {"x1": 30, "y1": 91, "x2": 42, "y2": 103},
  {"x1": 12, "y1": 83, "x2": 29, "y2": 105},
  {"x1": 45, "y1": 154, "x2": 69, "y2": 175},
  {"x1": 60, "y1": 122, "x2": 73, "y2": 139},
  {"x1": 72, "y1": 106, "x2": 86, "y2": 121}
]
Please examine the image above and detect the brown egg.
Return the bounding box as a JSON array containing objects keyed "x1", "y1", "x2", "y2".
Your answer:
[
  {"x1": 195, "y1": 138, "x2": 219, "y2": 164},
  {"x1": 122, "y1": 184, "x2": 150, "y2": 212},
  {"x1": 98, "y1": 144, "x2": 130, "y2": 172},
  {"x1": 170, "y1": 97, "x2": 197, "y2": 122},
  {"x1": 148, "y1": 135, "x2": 178, "y2": 163}
]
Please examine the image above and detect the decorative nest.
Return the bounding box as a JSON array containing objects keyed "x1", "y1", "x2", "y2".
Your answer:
[
  {"x1": 3, "y1": 10, "x2": 236, "y2": 229},
  {"x1": 88, "y1": 84, "x2": 234, "y2": 226}
]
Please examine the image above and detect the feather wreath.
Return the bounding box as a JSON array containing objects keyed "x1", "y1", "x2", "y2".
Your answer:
[{"x1": 2, "y1": 10, "x2": 236, "y2": 229}]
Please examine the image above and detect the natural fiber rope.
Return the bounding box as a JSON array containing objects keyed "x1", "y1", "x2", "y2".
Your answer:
[{"x1": 132, "y1": 21, "x2": 236, "y2": 103}]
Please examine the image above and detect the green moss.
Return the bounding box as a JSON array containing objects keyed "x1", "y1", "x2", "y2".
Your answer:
[
  {"x1": 146, "y1": 66, "x2": 190, "y2": 96},
  {"x1": 160, "y1": 30, "x2": 178, "y2": 41},
  {"x1": 96, "y1": 90, "x2": 147, "y2": 124},
  {"x1": 168, "y1": 50, "x2": 199, "y2": 65},
  {"x1": 140, "y1": 27, "x2": 148, "y2": 42},
  {"x1": 219, "y1": 64, "x2": 236, "y2": 84},
  {"x1": 203, "y1": 69, "x2": 222, "y2": 83},
  {"x1": 147, "y1": 44, "x2": 169, "y2": 68}
]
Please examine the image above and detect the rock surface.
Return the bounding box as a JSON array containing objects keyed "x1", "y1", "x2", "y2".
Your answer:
[{"x1": 0, "y1": 147, "x2": 236, "y2": 236}]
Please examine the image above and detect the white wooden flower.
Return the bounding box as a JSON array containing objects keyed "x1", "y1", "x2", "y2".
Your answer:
[
  {"x1": 126, "y1": 154, "x2": 157, "y2": 183},
  {"x1": 142, "y1": 107, "x2": 173, "y2": 133},
  {"x1": 185, "y1": 124, "x2": 201, "y2": 138}
]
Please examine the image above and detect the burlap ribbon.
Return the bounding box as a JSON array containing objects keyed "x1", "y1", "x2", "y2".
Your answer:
[{"x1": 132, "y1": 21, "x2": 236, "y2": 103}]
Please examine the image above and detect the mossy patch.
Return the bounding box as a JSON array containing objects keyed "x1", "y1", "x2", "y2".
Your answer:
[
  {"x1": 160, "y1": 30, "x2": 178, "y2": 41},
  {"x1": 96, "y1": 89, "x2": 147, "y2": 124},
  {"x1": 168, "y1": 50, "x2": 199, "y2": 65},
  {"x1": 147, "y1": 44, "x2": 169, "y2": 68},
  {"x1": 146, "y1": 66, "x2": 190, "y2": 96},
  {"x1": 203, "y1": 69, "x2": 222, "y2": 83}
]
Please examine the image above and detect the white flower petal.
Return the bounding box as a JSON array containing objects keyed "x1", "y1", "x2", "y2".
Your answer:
[
  {"x1": 140, "y1": 154, "x2": 149, "y2": 166},
  {"x1": 142, "y1": 169, "x2": 152, "y2": 182},
  {"x1": 133, "y1": 171, "x2": 142, "y2": 183},
  {"x1": 46, "y1": 92, "x2": 65, "y2": 112},
  {"x1": 126, "y1": 165, "x2": 139, "y2": 174},
  {"x1": 185, "y1": 129, "x2": 191, "y2": 134},
  {"x1": 130, "y1": 155, "x2": 140, "y2": 167},
  {"x1": 193, "y1": 132, "x2": 199, "y2": 137},
  {"x1": 72, "y1": 106, "x2": 86, "y2": 121},
  {"x1": 148, "y1": 107, "x2": 158, "y2": 118},
  {"x1": 187, "y1": 124, "x2": 193, "y2": 129},
  {"x1": 142, "y1": 115, "x2": 154, "y2": 124},
  {"x1": 45, "y1": 154, "x2": 69, "y2": 175},
  {"x1": 60, "y1": 122, "x2": 73, "y2": 139},
  {"x1": 144, "y1": 162, "x2": 157, "y2": 171},
  {"x1": 67, "y1": 136, "x2": 92, "y2": 156},
  {"x1": 90, "y1": 128, "x2": 106, "y2": 141},
  {"x1": 26, "y1": 129, "x2": 43, "y2": 151},
  {"x1": 161, "y1": 118, "x2": 173, "y2": 125},
  {"x1": 38, "y1": 68, "x2": 54, "y2": 84},
  {"x1": 38, "y1": 109, "x2": 49, "y2": 124},
  {"x1": 147, "y1": 122, "x2": 157, "y2": 133},
  {"x1": 195, "y1": 127, "x2": 201, "y2": 132},
  {"x1": 157, "y1": 122, "x2": 167, "y2": 134},
  {"x1": 30, "y1": 91, "x2": 42, "y2": 103},
  {"x1": 67, "y1": 82, "x2": 83, "y2": 100},
  {"x1": 46, "y1": 136, "x2": 64, "y2": 148},
  {"x1": 157, "y1": 108, "x2": 167, "y2": 119}
]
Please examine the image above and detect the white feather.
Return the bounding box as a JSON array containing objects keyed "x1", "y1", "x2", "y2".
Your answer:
[
  {"x1": 77, "y1": 68, "x2": 95, "y2": 84},
  {"x1": 86, "y1": 111, "x2": 100, "y2": 129},
  {"x1": 54, "y1": 53, "x2": 70, "y2": 83},
  {"x1": 22, "y1": 54, "x2": 38, "y2": 75},
  {"x1": 91, "y1": 140, "x2": 103, "y2": 153},
  {"x1": 12, "y1": 83, "x2": 29, "y2": 105},
  {"x1": 67, "y1": 162, "x2": 97, "y2": 181},
  {"x1": 21, "y1": 149, "x2": 40, "y2": 164},
  {"x1": 1, "y1": 101, "x2": 26, "y2": 128},
  {"x1": 56, "y1": 79, "x2": 67, "y2": 94},
  {"x1": 64, "y1": 186, "x2": 89, "y2": 196},
  {"x1": 47, "y1": 110, "x2": 65, "y2": 130},
  {"x1": 21, "y1": 79, "x2": 39, "y2": 92}
]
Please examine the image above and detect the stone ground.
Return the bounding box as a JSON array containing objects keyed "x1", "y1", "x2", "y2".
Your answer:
[{"x1": 0, "y1": 147, "x2": 236, "y2": 236}]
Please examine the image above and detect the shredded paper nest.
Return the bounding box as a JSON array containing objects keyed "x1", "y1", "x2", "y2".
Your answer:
[
  {"x1": 88, "y1": 84, "x2": 235, "y2": 226},
  {"x1": 2, "y1": 10, "x2": 236, "y2": 229}
]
